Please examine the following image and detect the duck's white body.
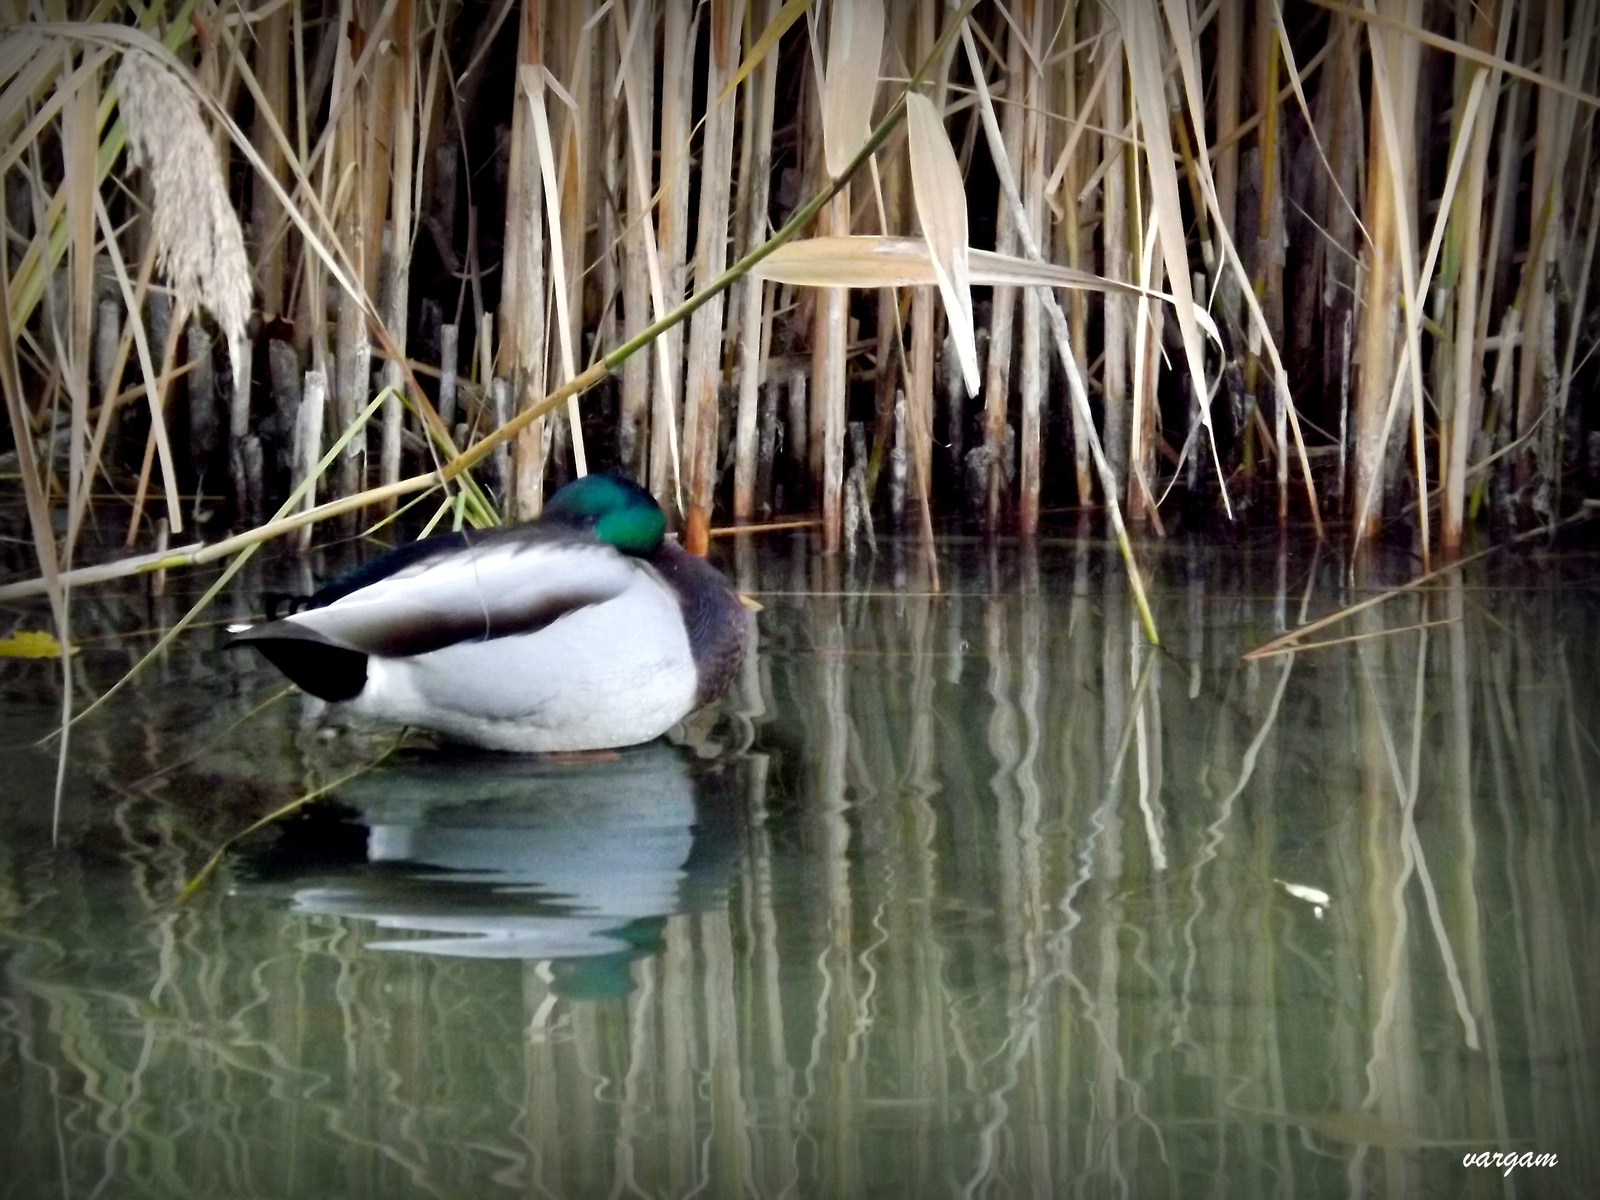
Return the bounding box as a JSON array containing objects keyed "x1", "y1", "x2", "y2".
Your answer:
[
  {"x1": 343, "y1": 545, "x2": 700, "y2": 751},
  {"x1": 234, "y1": 505, "x2": 745, "y2": 752}
]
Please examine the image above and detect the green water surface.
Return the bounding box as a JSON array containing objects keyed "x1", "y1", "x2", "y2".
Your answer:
[{"x1": 1, "y1": 531, "x2": 1596, "y2": 1198}]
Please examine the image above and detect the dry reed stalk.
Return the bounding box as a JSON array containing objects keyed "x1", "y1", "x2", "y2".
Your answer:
[
  {"x1": 1352, "y1": 0, "x2": 1429, "y2": 561},
  {"x1": 548, "y1": 0, "x2": 594, "y2": 479},
  {"x1": 294, "y1": 368, "x2": 327, "y2": 552},
  {"x1": 1470, "y1": 3, "x2": 1529, "y2": 525},
  {"x1": 653, "y1": 0, "x2": 695, "y2": 509},
  {"x1": 810, "y1": 0, "x2": 878, "y2": 553},
  {"x1": 595, "y1": 28, "x2": 621, "y2": 422},
  {"x1": 0, "y1": 199, "x2": 73, "y2": 839},
  {"x1": 1017, "y1": 0, "x2": 1044, "y2": 536},
  {"x1": 324, "y1": 10, "x2": 371, "y2": 509},
  {"x1": 378, "y1": 0, "x2": 416, "y2": 506},
  {"x1": 1127, "y1": 208, "x2": 1163, "y2": 524},
  {"x1": 733, "y1": 0, "x2": 782, "y2": 519},
  {"x1": 250, "y1": 1, "x2": 290, "y2": 319},
  {"x1": 503, "y1": 0, "x2": 549, "y2": 519},
  {"x1": 1549, "y1": 5, "x2": 1600, "y2": 507},
  {"x1": 979, "y1": 18, "x2": 1022, "y2": 529},
  {"x1": 1317, "y1": 15, "x2": 1363, "y2": 508},
  {"x1": 1100, "y1": 33, "x2": 1129, "y2": 494},
  {"x1": 611, "y1": 0, "x2": 685, "y2": 511},
  {"x1": 803, "y1": 51, "x2": 827, "y2": 493},
  {"x1": 522, "y1": 63, "x2": 584, "y2": 479},
  {"x1": 898, "y1": 0, "x2": 938, "y2": 565},
  {"x1": 1252, "y1": 0, "x2": 1287, "y2": 517},
  {"x1": 65, "y1": 60, "x2": 95, "y2": 558},
  {"x1": 294, "y1": 6, "x2": 331, "y2": 377},
  {"x1": 1213, "y1": 0, "x2": 1242, "y2": 333},
  {"x1": 1376, "y1": 0, "x2": 1431, "y2": 566},
  {"x1": 1441, "y1": 1, "x2": 1509, "y2": 554},
  {"x1": 615, "y1": 0, "x2": 656, "y2": 481},
  {"x1": 682, "y1": 0, "x2": 745, "y2": 554},
  {"x1": 1514, "y1": 1, "x2": 1565, "y2": 498},
  {"x1": 1058, "y1": 2, "x2": 1092, "y2": 506},
  {"x1": 0, "y1": 221, "x2": 65, "y2": 619},
  {"x1": 814, "y1": 192, "x2": 850, "y2": 554},
  {"x1": 1350, "y1": 50, "x2": 1401, "y2": 537}
]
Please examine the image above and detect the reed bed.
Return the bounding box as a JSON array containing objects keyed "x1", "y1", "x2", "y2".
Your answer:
[{"x1": 2, "y1": 0, "x2": 1597, "y2": 607}]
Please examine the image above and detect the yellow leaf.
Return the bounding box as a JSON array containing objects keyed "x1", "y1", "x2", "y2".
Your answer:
[
  {"x1": 0, "y1": 629, "x2": 74, "y2": 658},
  {"x1": 718, "y1": 0, "x2": 812, "y2": 107}
]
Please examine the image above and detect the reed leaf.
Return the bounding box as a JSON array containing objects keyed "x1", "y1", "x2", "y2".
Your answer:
[
  {"x1": 1120, "y1": 0, "x2": 1231, "y2": 517},
  {"x1": 520, "y1": 62, "x2": 587, "y2": 476},
  {"x1": 750, "y1": 235, "x2": 1202, "y2": 304},
  {"x1": 822, "y1": 0, "x2": 884, "y2": 177},
  {"x1": 906, "y1": 91, "x2": 978, "y2": 396}
]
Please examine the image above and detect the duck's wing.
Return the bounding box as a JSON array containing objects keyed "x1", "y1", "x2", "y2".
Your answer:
[{"x1": 232, "y1": 536, "x2": 645, "y2": 693}]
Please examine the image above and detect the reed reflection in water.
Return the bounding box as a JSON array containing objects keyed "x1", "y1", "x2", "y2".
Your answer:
[{"x1": 0, "y1": 533, "x2": 1596, "y2": 1198}]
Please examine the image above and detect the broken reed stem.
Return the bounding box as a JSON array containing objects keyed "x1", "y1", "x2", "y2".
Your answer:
[
  {"x1": 1249, "y1": 617, "x2": 1458, "y2": 657},
  {"x1": 1241, "y1": 507, "x2": 1595, "y2": 660}
]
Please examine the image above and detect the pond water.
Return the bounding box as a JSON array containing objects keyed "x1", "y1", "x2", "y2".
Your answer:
[{"x1": 1, "y1": 527, "x2": 1597, "y2": 1199}]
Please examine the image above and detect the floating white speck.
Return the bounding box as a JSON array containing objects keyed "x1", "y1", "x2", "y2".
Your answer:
[
  {"x1": 1276, "y1": 879, "x2": 1331, "y2": 919},
  {"x1": 226, "y1": 623, "x2": 254, "y2": 634}
]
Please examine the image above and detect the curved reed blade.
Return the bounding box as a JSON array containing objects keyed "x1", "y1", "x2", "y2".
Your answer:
[
  {"x1": 750, "y1": 235, "x2": 1195, "y2": 302},
  {"x1": 519, "y1": 62, "x2": 588, "y2": 476},
  {"x1": 906, "y1": 92, "x2": 978, "y2": 397}
]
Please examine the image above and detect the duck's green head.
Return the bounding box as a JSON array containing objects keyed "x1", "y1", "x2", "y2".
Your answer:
[{"x1": 542, "y1": 474, "x2": 667, "y2": 554}]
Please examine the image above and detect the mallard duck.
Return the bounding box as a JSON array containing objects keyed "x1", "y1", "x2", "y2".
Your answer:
[{"x1": 231, "y1": 474, "x2": 747, "y2": 752}]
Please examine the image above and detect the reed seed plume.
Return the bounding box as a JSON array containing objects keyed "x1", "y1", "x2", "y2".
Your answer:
[{"x1": 113, "y1": 50, "x2": 251, "y2": 393}]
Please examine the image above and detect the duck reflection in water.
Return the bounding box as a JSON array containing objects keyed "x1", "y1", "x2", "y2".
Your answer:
[{"x1": 237, "y1": 742, "x2": 744, "y2": 998}]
